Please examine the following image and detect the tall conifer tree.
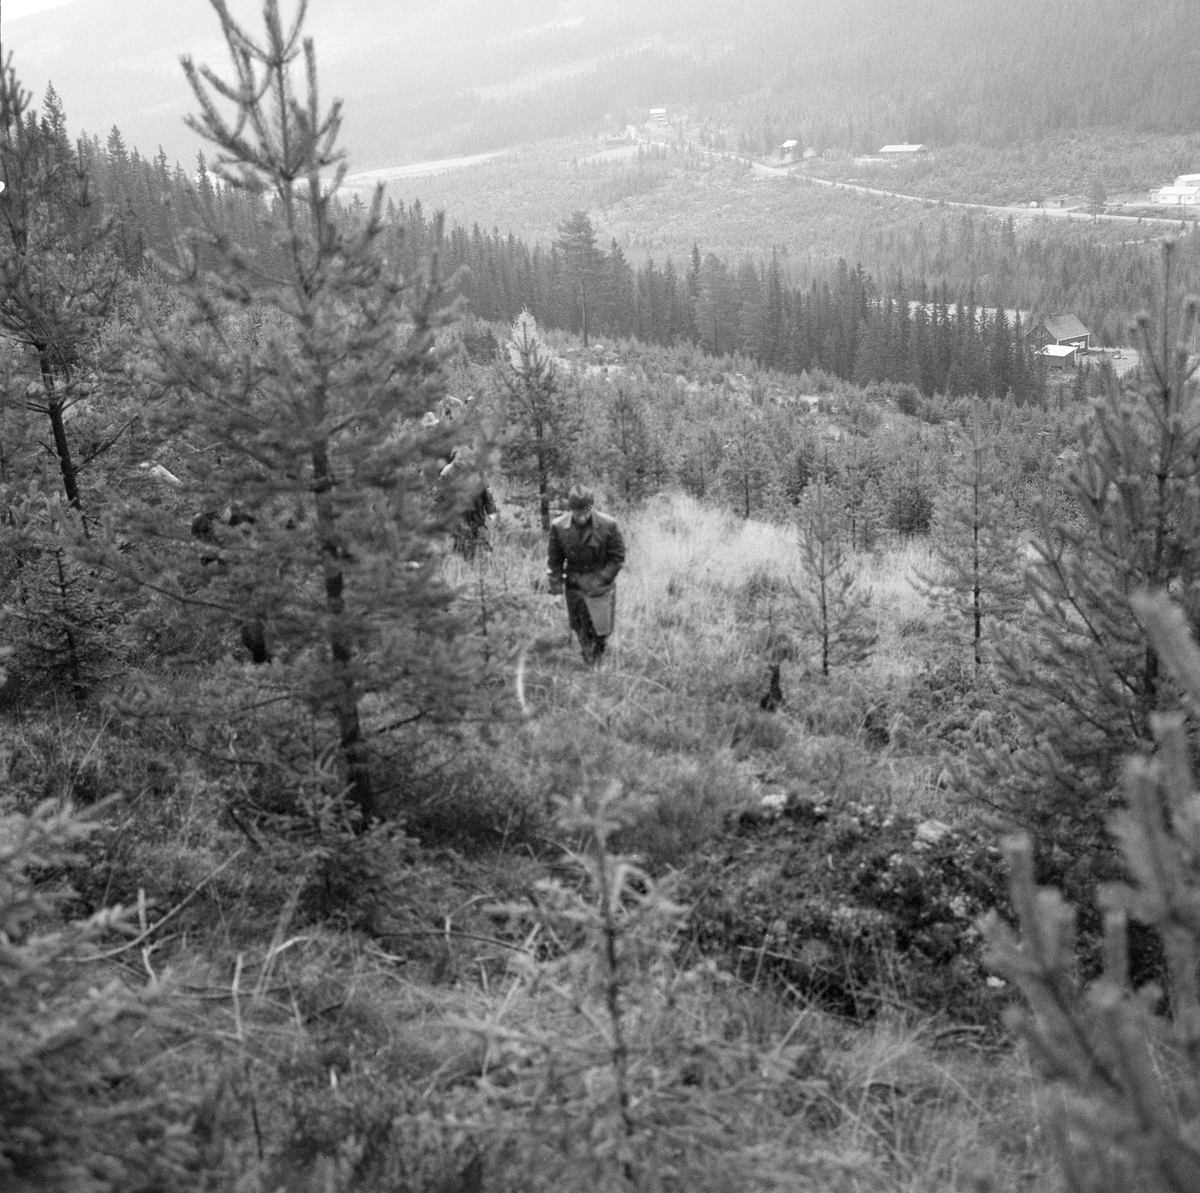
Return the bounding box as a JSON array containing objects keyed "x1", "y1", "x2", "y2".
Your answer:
[{"x1": 555, "y1": 210, "x2": 600, "y2": 347}]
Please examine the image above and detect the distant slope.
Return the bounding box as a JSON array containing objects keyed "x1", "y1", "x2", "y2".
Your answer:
[
  {"x1": 6, "y1": 0, "x2": 1200, "y2": 171},
  {"x1": 2, "y1": 0, "x2": 745, "y2": 167}
]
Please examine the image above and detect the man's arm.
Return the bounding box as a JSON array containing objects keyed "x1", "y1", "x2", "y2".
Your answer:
[
  {"x1": 597, "y1": 520, "x2": 626, "y2": 585},
  {"x1": 546, "y1": 523, "x2": 565, "y2": 593}
]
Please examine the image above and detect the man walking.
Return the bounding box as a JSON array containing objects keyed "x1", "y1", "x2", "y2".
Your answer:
[{"x1": 547, "y1": 486, "x2": 625, "y2": 664}]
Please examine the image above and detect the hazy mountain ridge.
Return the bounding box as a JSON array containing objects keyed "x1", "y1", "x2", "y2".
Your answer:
[
  {"x1": 6, "y1": 0, "x2": 1200, "y2": 173},
  {"x1": 3, "y1": 0, "x2": 737, "y2": 167}
]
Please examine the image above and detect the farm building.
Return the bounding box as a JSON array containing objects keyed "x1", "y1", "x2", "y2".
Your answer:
[
  {"x1": 1151, "y1": 175, "x2": 1200, "y2": 205},
  {"x1": 879, "y1": 143, "x2": 925, "y2": 157},
  {"x1": 1024, "y1": 314, "x2": 1091, "y2": 353},
  {"x1": 1038, "y1": 343, "x2": 1078, "y2": 370},
  {"x1": 780, "y1": 139, "x2": 799, "y2": 158},
  {"x1": 647, "y1": 107, "x2": 668, "y2": 127}
]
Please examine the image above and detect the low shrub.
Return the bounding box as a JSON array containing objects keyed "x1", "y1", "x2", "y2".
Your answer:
[
  {"x1": 785, "y1": 674, "x2": 891, "y2": 743},
  {"x1": 509, "y1": 715, "x2": 754, "y2": 868},
  {"x1": 680, "y1": 794, "x2": 1012, "y2": 1023},
  {"x1": 0, "y1": 798, "x2": 199, "y2": 1190},
  {"x1": 381, "y1": 738, "x2": 545, "y2": 856},
  {"x1": 903, "y1": 655, "x2": 1016, "y2": 749},
  {"x1": 613, "y1": 750, "x2": 749, "y2": 865}
]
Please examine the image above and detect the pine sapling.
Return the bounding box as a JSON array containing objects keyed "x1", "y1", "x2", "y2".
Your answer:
[
  {"x1": 920, "y1": 399, "x2": 1026, "y2": 667},
  {"x1": 605, "y1": 383, "x2": 652, "y2": 503},
  {"x1": 841, "y1": 432, "x2": 885, "y2": 553},
  {"x1": 466, "y1": 780, "x2": 796, "y2": 1192},
  {"x1": 0, "y1": 799, "x2": 199, "y2": 1188},
  {"x1": 792, "y1": 475, "x2": 877, "y2": 676},
  {"x1": 972, "y1": 243, "x2": 1200, "y2": 853},
  {"x1": 0, "y1": 60, "x2": 122, "y2": 515},
  {"x1": 1, "y1": 488, "x2": 111, "y2": 699},
  {"x1": 980, "y1": 590, "x2": 1200, "y2": 1193},
  {"x1": 721, "y1": 404, "x2": 769, "y2": 519},
  {"x1": 498, "y1": 311, "x2": 579, "y2": 530},
  {"x1": 88, "y1": 0, "x2": 468, "y2": 825}
]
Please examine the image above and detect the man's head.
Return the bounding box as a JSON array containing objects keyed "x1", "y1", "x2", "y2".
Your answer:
[{"x1": 567, "y1": 485, "x2": 594, "y2": 526}]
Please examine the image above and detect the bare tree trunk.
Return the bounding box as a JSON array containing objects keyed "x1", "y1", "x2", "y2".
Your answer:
[
  {"x1": 580, "y1": 269, "x2": 589, "y2": 348},
  {"x1": 973, "y1": 448, "x2": 982, "y2": 667},
  {"x1": 535, "y1": 424, "x2": 550, "y2": 530},
  {"x1": 53, "y1": 544, "x2": 84, "y2": 698},
  {"x1": 819, "y1": 544, "x2": 830, "y2": 677},
  {"x1": 311, "y1": 438, "x2": 374, "y2": 825},
  {"x1": 40, "y1": 357, "x2": 82, "y2": 512}
]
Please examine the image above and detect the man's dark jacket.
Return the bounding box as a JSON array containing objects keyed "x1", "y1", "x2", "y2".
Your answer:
[{"x1": 546, "y1": 510, "x2": 625, "y2": 596}]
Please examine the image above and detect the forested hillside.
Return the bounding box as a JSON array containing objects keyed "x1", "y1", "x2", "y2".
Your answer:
[
  {"x1": 9, "y1": 5, "x2": 1200, "y2": 1192},
  {"x1": 16, "y1": 115, "x2": 1117, "y2": 404},
  {"x1": 9, "y1": 0, "x2": 1200, "y2": 169}
]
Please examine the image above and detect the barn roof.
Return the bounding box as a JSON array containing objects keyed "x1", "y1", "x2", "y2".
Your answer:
[
  {"x1": 1038, "y1": 343, "x2": 1078, "y2": 358},
  {"x1": 1039, "y1": 314, "x2": 1090, "y2": 341}
]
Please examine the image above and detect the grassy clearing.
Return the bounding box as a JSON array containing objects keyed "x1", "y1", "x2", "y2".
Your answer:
[
  {"x1": 455, "y1": 492, "x2": 942, "y2": 691},
  {"x1": 445, "y1": 493, "x2": 958, "y2": 825}
]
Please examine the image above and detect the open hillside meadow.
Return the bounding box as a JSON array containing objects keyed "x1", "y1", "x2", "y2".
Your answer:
[
  {"x1": 6, "y1": 491, "x2": 1064, "y2": 1192},
  {"x1": 7, "y1": 3, "x2": 1200, "y2": 1192}
]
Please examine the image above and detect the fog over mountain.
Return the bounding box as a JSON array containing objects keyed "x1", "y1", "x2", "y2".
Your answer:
[
  {"x1": 5, "y1": 0, "x2": 1200, "y2": 170},
  {"x1": 2, "y1": 0, "x2": 747, "y2": 167}
]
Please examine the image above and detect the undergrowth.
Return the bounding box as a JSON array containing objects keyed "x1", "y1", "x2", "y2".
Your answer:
[{"x1": 2, "y1": 493, "x2": 1063, "y2": 1191}]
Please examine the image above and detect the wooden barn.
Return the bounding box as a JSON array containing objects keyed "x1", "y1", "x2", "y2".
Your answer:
[{"x1": 1024, "y1": 314, "x2": 1091, "y2": 353}]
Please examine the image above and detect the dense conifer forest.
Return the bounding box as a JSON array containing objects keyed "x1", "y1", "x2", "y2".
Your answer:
[{"x1": 49, "y1": 114, "x2": 1200, "y2": 403}]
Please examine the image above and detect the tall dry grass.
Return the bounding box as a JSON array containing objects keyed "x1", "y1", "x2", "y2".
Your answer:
[
  {"x1": 450, "y1": 492, "x2": 943, "y2": 679},
  {"x1": 447, "y1": 494, "x2": 955, "y2": 820}
]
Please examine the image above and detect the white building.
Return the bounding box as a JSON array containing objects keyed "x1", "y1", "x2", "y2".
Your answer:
[
  {"x1": 1038, "y1": 343, "x2": 1078, "y2": 369},
  {"x1": 1151, "y1": 174, "x2": 1200, "y2": 205}
]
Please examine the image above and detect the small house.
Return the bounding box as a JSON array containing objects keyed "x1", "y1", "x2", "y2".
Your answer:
[
  {"x1": 1151, "y1": 174, "x2": 1200, "y2": 205},
  {"x1": 780, "y1": 139, "x2": 799, "y2": 159},
  {"x1": 879, "y1": 143, "x2": 925, "y2": 157},
  {"x1": 647, "y1": 107, "x2": 668, "y2": 127},
  {"x1": 1025, "y1": 314, "x2": 1091, "y2": 353}
]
